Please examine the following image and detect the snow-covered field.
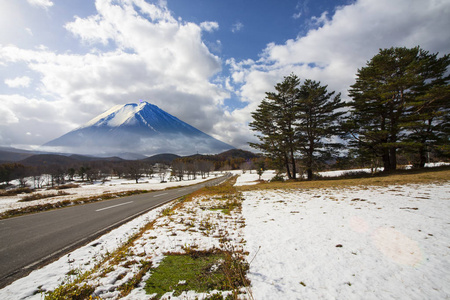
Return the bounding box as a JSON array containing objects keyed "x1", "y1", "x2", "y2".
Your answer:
[
  {"x1": 243, "y1": 183, "x2": 450, "y2": 299},
  {"x1": 0, "y1": 173, "x2": 225, "y2": 214},
  {"x1": 1, "y1": 171, "x2": 449, "y2": 299}
]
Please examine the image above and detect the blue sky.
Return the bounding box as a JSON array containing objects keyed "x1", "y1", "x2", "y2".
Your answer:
[
  {"x1": 168, "y1": 0, "x2": 353, "y2": 60},
  {"x1": 0, "y1": 0, "x2": 449, "y2": 152}
]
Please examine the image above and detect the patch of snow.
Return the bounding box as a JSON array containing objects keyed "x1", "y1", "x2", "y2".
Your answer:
[
  {"x1": 243, "y1": 183, "x2": 450, "y2": 299},
  {"x1": 319, "y1": 168, "x2": 376, "y2": 177},
  {"x1": 81, "y1": 104, "x2": 127, "y2": 128},
  {"x1": 234, "y1": 170, "x2": 277, "y2": 186}
]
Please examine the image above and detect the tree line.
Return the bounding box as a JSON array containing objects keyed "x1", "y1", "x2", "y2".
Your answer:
[
  {"x1": 0, "y1": 156, "x2": 267, "y2": 188},
  {"x1": 250, "y1": 46, "x2": 449, "y2": 180},
  {"x1": 0, "y1": 160, "x2": 165, "y2": 188}
]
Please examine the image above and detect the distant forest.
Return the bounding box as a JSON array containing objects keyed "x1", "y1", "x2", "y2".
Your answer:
[{"x1": 0, "y1": 149, "x2": 265, "y2": 188}]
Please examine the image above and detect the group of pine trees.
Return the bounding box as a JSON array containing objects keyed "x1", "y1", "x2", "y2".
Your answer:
[{"x1": 250, "y1": 46, "x2": 449, "y2": 180}]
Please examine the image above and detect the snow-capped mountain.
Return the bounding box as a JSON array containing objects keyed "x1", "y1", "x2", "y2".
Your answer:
[{"x1": 42, "y1": 102, "x2": 234, "y2": 157}]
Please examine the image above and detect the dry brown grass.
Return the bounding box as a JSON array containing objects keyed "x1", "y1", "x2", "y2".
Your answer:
[{"x1": 237, "y1": 167, "x2": 450, "y2": 191}]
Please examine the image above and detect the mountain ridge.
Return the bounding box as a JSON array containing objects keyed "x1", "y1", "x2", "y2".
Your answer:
[{"x1": 42, "y1": 102, "x2": 234, "y2": 157}]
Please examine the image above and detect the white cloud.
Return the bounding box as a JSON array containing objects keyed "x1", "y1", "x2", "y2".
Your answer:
[
  {"x1": 200, "y1": 21, "x2": 219, "y2": 32},
  {"x1": 231, "y1": 21, "x2": 243, "y2": 33},
  {"x1": 0, "y1": 94, "x2": 72, "y2": 148},
  {"x1": 25, "y1": 28, "x2": 33, "y2": 36},
  {"x1": 293, "y1": 12, "x2": 302, "y2": 19},
  {"x1": 0, "y1": 105, "x2": 19, "y2": 125},
  {"x1": 293, "y1": 0, "x2": 309, "y2": 20},
  {"x1": 27, "y1": 0, "x2": 54, "y2": 10},
  {"x1": 310, "y1": 11, "x2": 329, "y2": 27},
  {"x1": 4, "y1": 76, "x2": 31, "y2": 88}
]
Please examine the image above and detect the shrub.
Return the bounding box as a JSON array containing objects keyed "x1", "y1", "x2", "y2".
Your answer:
[
  {"x1": 270, "y1": 174, "x2": 285, "y2": 182},
  {"x1": 0, "y1": 187, "x2": 34, "y2": 196},
  {"x1": 20, "y1": 191, "x2": 69, "y2": 202},
  {"x1": 52, "y1": 183, "x2": 80, "y2": 190}
]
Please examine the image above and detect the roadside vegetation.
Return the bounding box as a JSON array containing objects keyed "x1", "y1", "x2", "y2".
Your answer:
[{"x1": 19, "y1": 190, "x2": 69, "y2": 202}]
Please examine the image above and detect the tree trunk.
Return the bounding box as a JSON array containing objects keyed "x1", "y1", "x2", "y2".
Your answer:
[
  {"x1": 382, "y1": 151, "x2": 391, "y2": 172},
  {"x1": 307, "y1": 143, "x2": 314, "y2": 180},
  {"x1": 290, "y1": 147, "x2": 296, "y2": 180},
  {"x1": 389, "y1": 147, "x2": 397, "y2": 171},
  {"x1": 284, "y1": 153, "x2": 292, "y2": 179},
  {"x1": 418, "y1": 146, "x2": 427, "y2": 168}
]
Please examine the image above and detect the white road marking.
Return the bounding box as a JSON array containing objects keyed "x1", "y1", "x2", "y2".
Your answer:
[
  {"x1": 95, "y1": 201, "x2": 133, "y2": 212},
  {"x1": 153, "y1": 193, "x2": 168, "y2": 197}
]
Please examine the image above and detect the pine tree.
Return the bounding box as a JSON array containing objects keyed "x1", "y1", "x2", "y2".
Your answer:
[
  {"x1": 347, "y1": 46, "x2": 449, "y2": 171},
  {"x1": 296, "y1": 80, "x2": 344, "y2": 180},
  {"x1": 250, "y1": 75, "x2": 344, "y2": 180},
  {"x1": 249, "y1": 74, "x2": 300, "y2": 179},
  {"x1": 402, "y1": 51, "x2": 450, "y2": 167}
]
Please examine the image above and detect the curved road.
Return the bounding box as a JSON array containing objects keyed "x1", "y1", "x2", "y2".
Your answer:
[{"x1": 0, "y1": 174, "x2": 231, "y2": 288}]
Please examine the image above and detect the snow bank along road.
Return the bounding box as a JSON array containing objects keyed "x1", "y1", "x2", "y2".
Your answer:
[{"x1": 0, "y1": 174, "x2": 231, "y2": 288}]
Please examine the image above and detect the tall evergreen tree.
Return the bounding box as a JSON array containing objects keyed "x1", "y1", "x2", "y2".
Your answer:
[
  {"x1": 347, "y1": 46, "x2": 449, "y2": 171},
  {"x1": 296, "y1": 80, "x2": 344, "y2": 180},
  {"x1": 250, "y1": 75, "x2": 344, "y2": 180},
  {"x1": 249, "y1": 74, "x2": 300, "y2": 179},
  {"x1": 402, "y1": 51, "x2": 450, "y2": 167}
]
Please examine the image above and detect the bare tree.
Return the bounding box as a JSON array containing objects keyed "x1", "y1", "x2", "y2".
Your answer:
[
  {"x1": 127, "y1": 161, "x2": 143, "y2": 184},
  {"x1": 240, "y1": 161, "x2": 254, "y2": 174},
  {"x1": 31, "y1": 166, "x2": 45, "y2": 189},
  {"x1": 158, "y1": 164, "x2": 168, "y2": 183},
  {"x1": 172, "y1": 161, "x2": 185, "y2": 181}
]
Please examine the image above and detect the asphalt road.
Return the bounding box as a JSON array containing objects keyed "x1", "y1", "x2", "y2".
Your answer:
[{"x1": 0, "y1": 174, "x2": 231, "y2": 288}]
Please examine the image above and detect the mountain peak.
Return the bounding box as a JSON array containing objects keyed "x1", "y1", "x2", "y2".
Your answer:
[
  {"x1": 42, "y1": 101, "x2": 234, "y2": 157},
  {"x1": 81, "y1": 101, "x2": 158, "y2": 129}
]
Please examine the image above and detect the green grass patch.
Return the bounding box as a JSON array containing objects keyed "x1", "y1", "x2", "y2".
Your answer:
[
  {"x1": 209, "y1": 198, "x2": 242, "y2": 215},
  {"x1": 145, "y1": 250, "x2": 249, "y2": 299}
]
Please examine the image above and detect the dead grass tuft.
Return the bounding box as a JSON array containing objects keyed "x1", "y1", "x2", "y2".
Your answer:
[{"x1": 20, "y1": 191, "x2": 69, "y2": 202}]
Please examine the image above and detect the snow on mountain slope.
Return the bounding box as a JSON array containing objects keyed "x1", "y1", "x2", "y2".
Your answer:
[
  {"x1": 81, "y1": 104, "x2": 131, "y2": 128},
  {"x1": 42, "y1": 102, "x2": 234, "y2": 157}
]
